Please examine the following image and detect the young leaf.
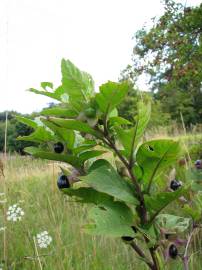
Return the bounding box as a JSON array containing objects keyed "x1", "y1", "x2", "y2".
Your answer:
[
  {"x1": 115, "y1": 101, "x2": 151, "y2": 159},
  {"x1": 136, "y1": 139, "x2": 182, "y2": 189},
  {"x1": 80, "y1": 160, "x2": 138, "y2": 205},
  {"x1": 61, "y1": 59, "x2": 94, "y2": 111},
  {"x1": 84, "y1": 200, "x2": 135, "y2": 237},
  {"x1": 109, "y1": 116, "x2": 132, "y2": 126},
  {"x1": 95, "y1": 81, "x2": 129, "y2": 115}
]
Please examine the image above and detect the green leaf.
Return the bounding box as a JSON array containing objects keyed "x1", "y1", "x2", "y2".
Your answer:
[
  {"x1": 115, "y1": 102, "x2": 151, "y2": 158},
  {"x1": 29, "y1": 85, "x2": 66, "y2": 102},
  {"x1": 64, "y1": 187, "x2": 113, "y2": 205},
  {"x1": 61, "y1": 59, "x2": 94, "y2": 111},
  {"x1": 49, "y1": 118, "x2": 101, "y2": 138},
  {"x1": 41, "y1": 82, "x2": 53, "y2": 90},
  {"x1": 78, "y1": 150, "x2": 106, "y2": 163},
  {"x1": 15, "y1": 116, "x2": 38, "y2": 129},
  {"x1": 109, "y1": 117, "x2": 132, "y2": 126},
  {"x1": 84, "y1": 200, "x2": 135, "y2": 237},
  {"x1": 41, "y1": 107, "x2": 77, "y2": 118},
  {"x1": 182, "y1": 192, "x2": 202, "y2": 221},
  {"x1": 41, "y1": 118, "x2": 75, "y2": 149},
  {"x1": 73, "y1": 140, "x2": 97, "y2": 155},
  {"x1": 24, "y1": 147, "x2": 80, "y2": 167},
  {"x1": 95, "y1": 81, "x2": 129, "y2": 115},
  {"x1": 155, "y1": 214, "x2": 191, "y2": 234},
  {"x1": 17, "y1": 126, "x2": 54, "y2": 143},
  {"x1": 80, "y1": 160, "x2": 138, "y2": 205},
  {"x1": 145, "y1": 186, "x2": 189, "y2": 217},
  {"x1": 136, "y1": 139, "x2": 182, "y2": 188}
]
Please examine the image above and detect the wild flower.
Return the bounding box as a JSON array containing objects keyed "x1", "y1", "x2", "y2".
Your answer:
[
  {"x1": 36, "y1": 231, "x2": 52, "y2": 248},
  {"x1": 6, "y1": 204, "x2": 25, "y2": 222},
  {"x1": 0, "y1": 227, "x2": 6, "y2": 232}
]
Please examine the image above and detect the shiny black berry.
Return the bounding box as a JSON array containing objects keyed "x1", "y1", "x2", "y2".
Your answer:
[
  {"x1": 121, "y1": 236, "x2": 134, "y2": 242},
  {"x1": 84, "y1": 107, "x2": 96, "y2": 118},
  {"x1": 57, "y1": 175, "x2": 70, "y2": 189},
  {"x1": 195, "y1": 160, "x2": 202, "y2": 169},
  {"x1": 169, "y1": 244, "x2": 178, "y2": 259},
  {"x1": 54, "y1": 142, "x2": 64, "y2": 153},
  {"x1": 170, "y1": 180, "x2": 181, "y2": 191},
  {"x1": 98, "y1": 119, "x2": 104, "y2": 125}
]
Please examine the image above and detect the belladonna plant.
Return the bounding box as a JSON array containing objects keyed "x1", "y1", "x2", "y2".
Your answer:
[{"x1": 17, "y1": 59, "x2": 202, "y2": 270}]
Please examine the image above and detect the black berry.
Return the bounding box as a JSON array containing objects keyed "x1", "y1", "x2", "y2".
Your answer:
[
  {"x1": 170, "y1": 180, "x2": 181, "y2": 191},
  {"x1": 121, "y1": 236, "x2": 134, "y2": 242},
  {"x1": 195, "y1": 160, "x2": 202, "y2": 169},
  {"x1": 169, "y1": 244, "x2": 178, "y2": 259},
  {"x1": 57, "y1": 175, "x2": 70, "y2": 189},
  {"x1": 98, "y1": 119, "x2": 104, "y2": 125},
  {"x1": 54, "y1": 142, "x2": 64, "y2": 153},
  {"x1": 84, "y1": 107, "x2": 96, "y2": 118}
]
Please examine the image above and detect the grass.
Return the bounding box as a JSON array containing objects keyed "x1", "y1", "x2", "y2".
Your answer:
[
  {"x1": 0, "y1": 156, "x2": 146, "y2": 270},
  {"x1": 0, "y1": 131, "x2": 202, "y2": 270}
]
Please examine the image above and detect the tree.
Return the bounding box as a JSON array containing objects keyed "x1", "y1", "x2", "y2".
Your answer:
[
  {"x1": 126, "y1": 0, "x2": 202, "y2": 125},
  {"x1": 117, "y1": 85, "x2": 171, "y2": 128}
]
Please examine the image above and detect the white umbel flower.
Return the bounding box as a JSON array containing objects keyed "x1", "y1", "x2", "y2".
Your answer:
[
  {"x1": 6, "y1": 204, "x2": 25, "y2": 222},
  {"x1": 36, "y1": 231, "x2": 52, "y2": 249}
]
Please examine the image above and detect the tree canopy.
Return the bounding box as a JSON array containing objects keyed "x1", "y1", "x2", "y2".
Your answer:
[{"x1": 123, "y1": 0, "x2": 202, "y2": 125}]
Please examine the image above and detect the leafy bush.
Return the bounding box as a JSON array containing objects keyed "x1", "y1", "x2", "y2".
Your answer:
[{"x1": 17, "y1": 59, "x2": 202, "y2": 270}]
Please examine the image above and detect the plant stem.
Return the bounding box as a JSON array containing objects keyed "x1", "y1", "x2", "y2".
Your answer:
[
  {"x1": 182, "y1": 229, "x2": 195, "y2": 270},
  {"x1": 97, "y1": 123, "x2": 147, "y2": 224},
  {"x1": 130, "y1": 241, "x2": 154, "y2": 269}
]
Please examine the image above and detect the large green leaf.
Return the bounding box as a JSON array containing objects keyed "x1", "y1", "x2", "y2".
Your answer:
[
  {"x1": 49, "y1": 118, "x2": 101, "y2": 138},
  {"x1": 136, "y1": 139, "x2": 182, "y2": 189},
  {"x1": 155, "y1": 214, "x2": 191, "y2": 234},
  {"x1": 144, "y1": 186, "x2": 189, "y2": 217},
  {"x1": 84, "y1": 200, "x2": 135, "y2": 237},
  {"x1": 115, "y1": 101, "x2": 151, "y2": 159},
  {"x1": 95, "y1": 81, "x2": 129, "y2": 115},
  {"x1": 17, "y1": 126, "x2": 54, "y2": 143},
  {"x1": 16, "y1": 116, "x2": 38, "y2": 129},
  {"x1": 61, "y1": 59, "x2": 94, "y2": 111},
  {"x1": 64, "y1": 187, "x2": 113, "y2": 205},
  {"x1": 41, "y1": 106, "x2": 77, "y2": 118},
  {"x1": 41, "y1": 118, "x2": 75, "y2": 149},
  {"x1": 24, "y1": 147, "x2": 80, "y2": 167},
  {"x1": 80, "y1": 160, "x2": 138, "y2": 205}
]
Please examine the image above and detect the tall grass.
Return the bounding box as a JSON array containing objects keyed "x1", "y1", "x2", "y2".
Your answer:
[
  {"x1": 0, "y1": 156, "x2": 146, "y2": 270},
  {"x1": 0, "y1": 129, "x2": 202, "y2": 269}
]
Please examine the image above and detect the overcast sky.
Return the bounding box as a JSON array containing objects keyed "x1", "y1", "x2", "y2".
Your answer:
[{"x1": 0, "y1": 0, "x2": 201, "y2": 113}]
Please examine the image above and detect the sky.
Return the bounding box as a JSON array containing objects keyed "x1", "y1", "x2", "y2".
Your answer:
[{"x1": 0, "y1": 0, "x2": 201, "y2": 114}]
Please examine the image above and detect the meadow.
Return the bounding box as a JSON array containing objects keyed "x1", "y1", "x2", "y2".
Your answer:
[{"x1": 0, "y1": 132, "x2": 202, "y2": 270}]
